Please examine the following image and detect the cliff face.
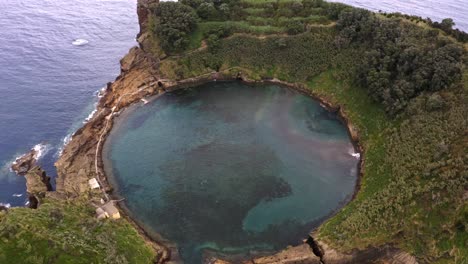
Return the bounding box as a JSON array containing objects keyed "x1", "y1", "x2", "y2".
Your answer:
[{"x1": 55, "y1": 48, "x2": 161, "y2": 196}]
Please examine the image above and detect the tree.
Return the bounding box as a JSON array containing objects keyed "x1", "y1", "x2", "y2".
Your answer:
[
  {"x1": 336, "y1": 8, "x2": 376, "y2": 44},
  {"x1": 219, "y1": 3, "x2": 230, "y2": 18},
  {"x1": 440, "y1": 18, "x2": 455, "y2": 31},
  {"x1": 340, "y1": 11, "x2": 464, "y2": 115},
  {"x1": 197, "y1": 2, "x2": 217, "y2": 20},
  {"x1": 155, "y1": 2, "x2": 198, "y2": 52}
]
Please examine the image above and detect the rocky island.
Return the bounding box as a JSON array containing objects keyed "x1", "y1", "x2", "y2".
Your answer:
[{"x1": 0, "y1": 0, "x2": 466, "y2": 263}]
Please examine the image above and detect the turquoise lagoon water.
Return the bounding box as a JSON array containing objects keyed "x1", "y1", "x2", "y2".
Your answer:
[{"x1": 103, "y1": 82, "x2": 359, "y2": 263}]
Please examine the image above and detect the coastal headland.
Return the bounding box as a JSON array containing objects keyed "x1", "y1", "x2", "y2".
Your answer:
[{"x1": 2, "y1": 0, "x2": 466, "y2": 263}]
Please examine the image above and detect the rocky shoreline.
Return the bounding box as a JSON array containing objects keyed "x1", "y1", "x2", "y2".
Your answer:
[{"x1": 49, "y1": 0, "x2": 417, "y2": 263}]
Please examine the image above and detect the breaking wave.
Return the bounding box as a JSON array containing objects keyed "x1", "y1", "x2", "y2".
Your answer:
[
  {"x1": 32, "y1": 143, "x2": 50, "y2": 160},
  {"x1": 8, "y1": 143, "x2": 51, "y2": 172},
  {"x1": 348, "y1": 147, "x2": 361, "y2": 159},
  {"x1": 84, "y1": 109, "x2": 97, "y2": 123},
  {"x1": 0, "y1": 203, "x2": 11, "y2": 208},
  {"x1": 56, "y1": 133, "x2": 73, "y2": 158},
  {"x1": 72, "y1": 38, "x2": 89, "y2": 46}
]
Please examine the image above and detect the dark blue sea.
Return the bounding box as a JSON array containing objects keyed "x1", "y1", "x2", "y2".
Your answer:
[
  {"x1": 0, "y1": 0, "x2": 466, "y2": 207},
  {"x1": 0, "y1": 0, "x2": 138, "y2": 207}
]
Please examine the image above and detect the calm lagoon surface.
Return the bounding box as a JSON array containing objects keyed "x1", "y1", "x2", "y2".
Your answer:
[{"x1": 104, "y1": 82, "x2": 360, "y2": 263}]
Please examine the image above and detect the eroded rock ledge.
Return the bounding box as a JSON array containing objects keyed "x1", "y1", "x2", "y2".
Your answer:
[
  {"x1": 11, "y1": 148, "x2": 39, "y2": 175},
  {"x1": 10, "y1": 148, "x2": 52, "y2": 208},
  {"x1": 53, "y1": 0, "x2": 418, "y2": 263}
]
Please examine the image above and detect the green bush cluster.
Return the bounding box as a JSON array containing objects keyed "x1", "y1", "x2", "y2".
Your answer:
[
  {"x1": 335, "y1": 8, "x2": 465, "y2": 115},
  {"x1": 153, "y1": 2, "x2": 198, "y2": 53}
]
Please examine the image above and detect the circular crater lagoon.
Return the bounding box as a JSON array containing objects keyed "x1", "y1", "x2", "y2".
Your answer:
[{"x1": 103, "y1": 81, "x2": 359, "y2": 263}]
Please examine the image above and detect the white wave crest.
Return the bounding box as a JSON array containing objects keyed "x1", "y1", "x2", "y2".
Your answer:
[
  {"x1": 72, "y1": 38, "x2": 89, "y2": 46},
  {"x1": 56, "y1": 134, "x2": 73, "y2": 157},
  {"x1": 12, "y1": 193, "x2": 23, "y2": 197},
  {"x1": 0, "y1": 203, "x2": 11, "y2": 208},
  {"x1": 9, "y1": 143, "x2": 49, "y2": 169},
  {"x1": 94, "y1": 86, "x2": 107, "y2": 98},
  {"x1": 84, "y1": 109, "x2": 97, "y2": 123},
  {"x1": 348, "y1": 147, "x2": 361, "y2": 159},
  {"x1": 32, "y1": 143, "x2": 49, "y2": 160}
]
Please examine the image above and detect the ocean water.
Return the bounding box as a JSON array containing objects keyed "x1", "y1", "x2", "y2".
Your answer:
[
  {"x1": 0, "y1": 0, "x2": 138, "y2": 206},
  {"x1": 103, "y1": 82, "x2": 359, "y2": 263},
  {"x1": 328, "y1": 0, "x2": 468, "y2": 31}
]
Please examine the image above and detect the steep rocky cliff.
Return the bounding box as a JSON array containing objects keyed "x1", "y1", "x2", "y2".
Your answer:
[{"x1": 55, "y1": 47, "x2": 160, "y2": 196}]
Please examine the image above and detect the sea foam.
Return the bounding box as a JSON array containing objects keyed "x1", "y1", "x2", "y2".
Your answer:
[
  {"x1": 56, "y1": 134, "x2": 73, "y2": 157},
  {"x1": 32, "y1": 143, "x2": 49, "y2": 160},
  {"x1": 72, "y1": 38, "x2": 89, "y2": 46},
  {"x1": 348, "y1": 147, "x2": 361, "y2": 159},
  {"x1": 0, "y1": 203, "x2": 11, "y2": 208}
]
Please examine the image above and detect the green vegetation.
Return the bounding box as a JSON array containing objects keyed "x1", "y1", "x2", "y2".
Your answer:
[
  {"x1": 335, "y1": 8, "x2": 464, "y2": 115},
  {"x1": 1, "y1": 0, "x2": 466, "y2": 263},
  {"x1": 154, "y1": 2, "x2": 198, "y2": 52},
  {"x1": 150, "y1": 0, "x2": 467, "y2": 262},
  {"x1": 152, "y1": 0, "x2": 341, "y2": 53},
  {"x1": 0, "y1": 199, "x2": 157, "y2": 264}
]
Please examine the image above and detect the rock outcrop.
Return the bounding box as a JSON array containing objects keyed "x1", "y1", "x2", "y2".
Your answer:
[
  {"x1": 204, "y1": 244, "x2": 321, "y2": 264},
  {"x1": 315, "y1": 240, "x2": 418, "y2": 264},
  {"x1": 24, "y1": 166, "x2": 52, "y2": 208},
  {"x1": 25, "y1": 166, "x2": 52, "y2": 194},
  {"x1": 249, "y1": 244, "x2": 321, "y2": 264},
  {"x1": 11, "y1": 148, "x2": 39, "y2": 175},
  {"x1": 54, "y1": 46, "x2": 161, "y2": 197}
]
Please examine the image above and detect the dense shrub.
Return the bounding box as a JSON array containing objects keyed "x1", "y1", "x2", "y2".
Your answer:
[
  {"x1": 286, "y1": 20, "x2": 305, "y2": 35},
  {"x1": 430, "y1": 18, "x2": 468, "y2": 42},
  {"x1": 336, "y1": 8, "x2": 465, "y2": 115},
  {"x1": 154, "y1": 2, "x2": 198, "y2": 52}
]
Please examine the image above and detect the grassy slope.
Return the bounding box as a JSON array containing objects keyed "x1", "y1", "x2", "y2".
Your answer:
[
  {"x1": 0, "y1": 198, "x2": 157, "y2": 264},
  {"x1": 157, "y1": 10, "x2": 467, "y2": 261}
]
